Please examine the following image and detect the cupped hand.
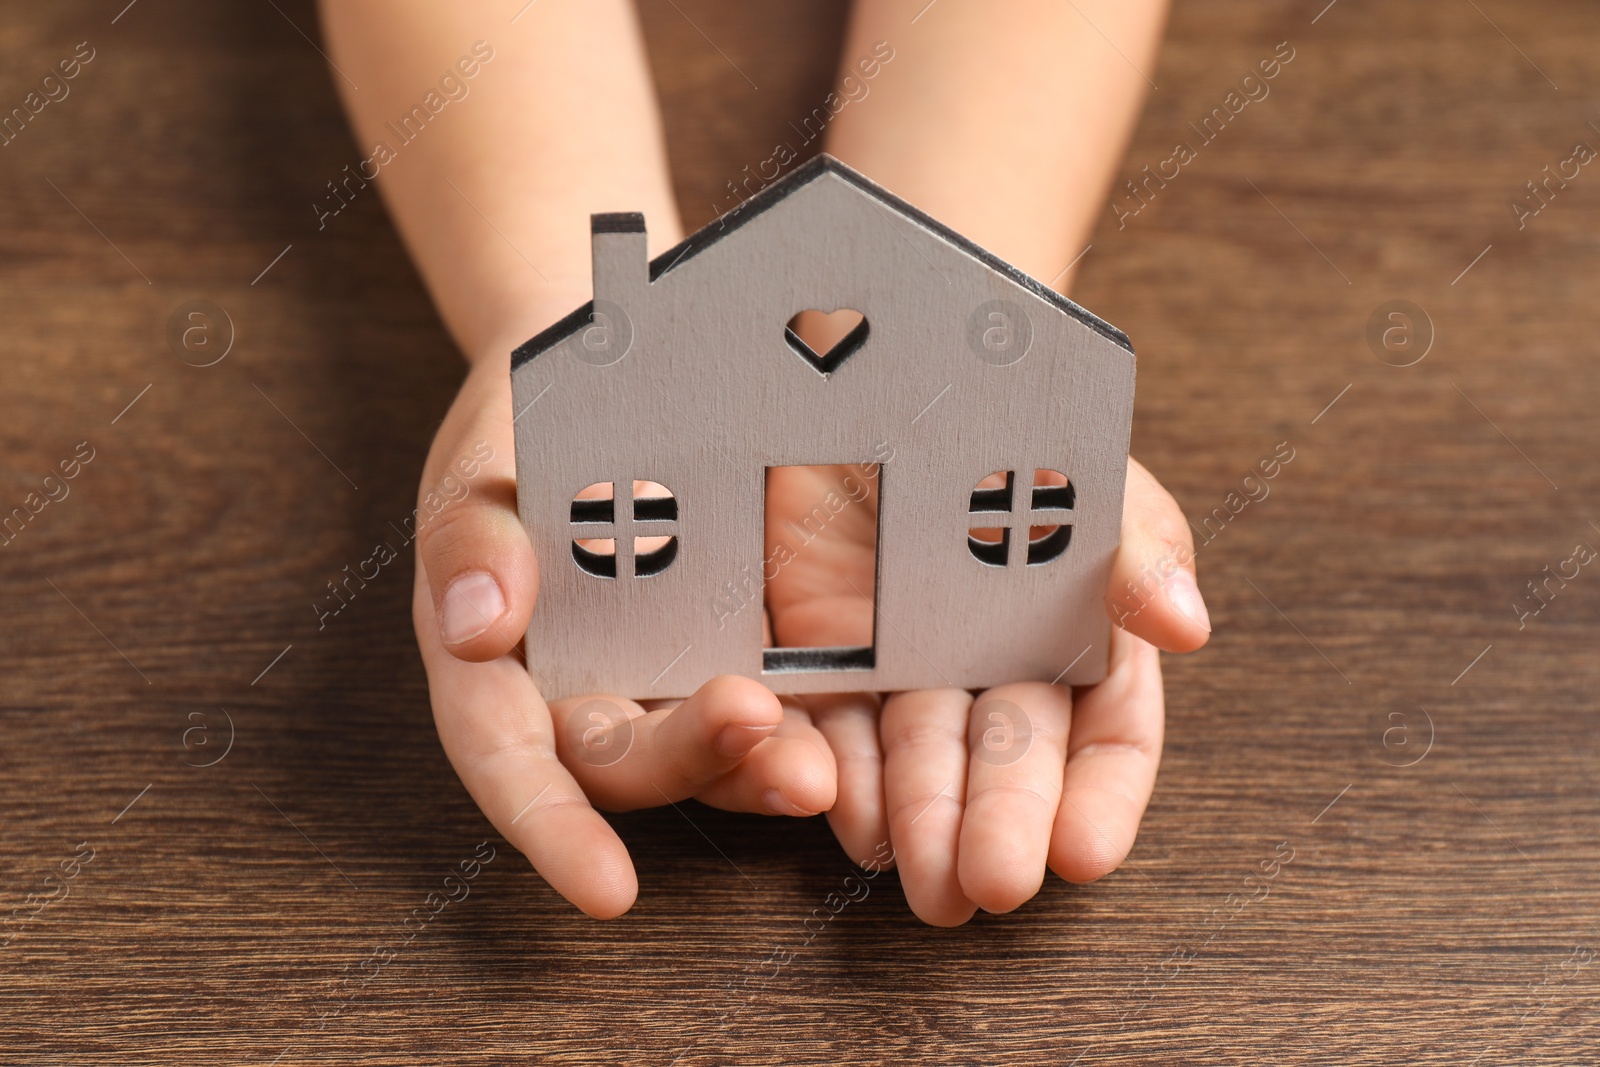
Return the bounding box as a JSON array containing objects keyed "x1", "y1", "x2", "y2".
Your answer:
[
  {"x1": 410, "y1": 353, "x2": 834, "y2": 917},
  {"x1": 765, "y1": 455, "x2": 1209, "y2": 925},
  {"x1": 414, "y1": 350, "x2": 1205, "y2": 925}
]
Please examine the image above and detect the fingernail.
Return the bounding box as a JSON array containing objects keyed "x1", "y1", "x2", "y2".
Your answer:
[
  {"x1": 440, "y1": 572, "x2": 505, "y2": 645},
  {"x1": 714, "y1": 722, "x2": 776, "y2": 758},
  {"x1": 763, "y1": 788, "x2": 817, "y2": 817},
  {"x1": 1165, "y1": 568, "x2": 1211, "y2": 633}
]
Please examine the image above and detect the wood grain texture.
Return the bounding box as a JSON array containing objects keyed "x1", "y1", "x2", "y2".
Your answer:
[{"x1": 2, "y1": 0, "x2": 1598, "y2": 1062}]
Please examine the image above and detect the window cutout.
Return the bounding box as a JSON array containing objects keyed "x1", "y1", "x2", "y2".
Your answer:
[
  {"x1": 572, "y1": 539, "x2": 617, "y2": 577},
  {"x1": 968, "y1": 527, "x2": 1009, "y2": 567},
  {"x1": 632, "y1": 481, "x2": 676, "y2": 557},
  {"x1": 635, "y1": 536, "x2": 678, "y2": 576},
  {"x1": 967, "y1": 468, "x2": 1074, "y2": 567},
  {"x1": 1031, "y1": 481, "x2": 1074, "y2": 510},
  {"x1": 570, "y1": 480, "x2": 678, "y2": 578},
  {"x1": 784, "y1": 308, "x2": 869, "y2": 376},
  {"x1": 1027, "y1": 525, "x2": 1072, "y2": 565},
  {"x1": 761, "y1": 462, "x2": 880, "y2": 673},
  {"x1": 634, "y1": 490, "x2": 677, "y2": 522},
  {"x1": 572, "y1": 482, "x2": 618, "y2": 575},
  {"x1": 1025, "y1": 470, "x2": 1073, "y2": 564},
  {"x1": 571, "y1": 482, "x2": 615, "y2": 524},
  {"x1": 969, "y1": 470, "x2": 1012, "y2": 513}
]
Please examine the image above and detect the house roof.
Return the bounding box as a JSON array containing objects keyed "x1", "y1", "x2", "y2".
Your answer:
[{"x1": 511, "y1": 154, "x2": 1132, "y2": 371}]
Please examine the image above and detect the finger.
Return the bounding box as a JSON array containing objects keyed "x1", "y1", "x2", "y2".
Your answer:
[
  {"x1": 692, "y1": 698, "x2": 837, "y2": 817},
  {"x1": 881, "y1": 689, "x2": 977, "y2": 927},
  {"x1": 414, "y1": 354, "x2": 538, "y2": 663},
  {"x1": 1106, "y1": 456, "x2": 1210, "y2": 654},
  {"x1": 958, "y1": 682, "x2": 1072, "y2": 914},
  {"x1": 805, "y1": 692, "x2": 890, "y2": 867},
  {"x1": 1050, "y1": 627, "x2": 1164, "y2": 884},
  {"x1": 414, "y1": 558, "x2": 635, "y2": 919},
  {"x1": 550, "y1": 675, "x2": 785, "y2": 811}
]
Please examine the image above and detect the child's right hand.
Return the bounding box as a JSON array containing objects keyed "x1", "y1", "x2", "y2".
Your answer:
[{"x1": 410, "y1": 353, "x2": 836, "y2": 918}]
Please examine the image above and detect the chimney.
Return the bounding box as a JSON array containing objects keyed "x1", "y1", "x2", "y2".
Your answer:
[{"x1": 590, "y1": 212, "x2": 647, "y2": 309}]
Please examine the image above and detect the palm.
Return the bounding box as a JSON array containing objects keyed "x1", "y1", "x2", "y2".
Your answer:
[{"x1": 764, "y1": 463, "x2": 879, "y2": 649}]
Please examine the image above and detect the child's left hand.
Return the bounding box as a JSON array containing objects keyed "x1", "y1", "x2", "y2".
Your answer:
[{"x1": 413, "y1": 355, "x2": 840, "y2": 919}]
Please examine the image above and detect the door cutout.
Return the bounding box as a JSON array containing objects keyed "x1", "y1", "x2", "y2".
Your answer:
[{"x1": 761, "y1": 462, "x2": 881, "y2": 674}]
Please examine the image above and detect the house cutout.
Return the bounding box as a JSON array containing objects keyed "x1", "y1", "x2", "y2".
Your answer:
[{"x1": 511, "y1": 154, "x2": 1134, "y2": 701}]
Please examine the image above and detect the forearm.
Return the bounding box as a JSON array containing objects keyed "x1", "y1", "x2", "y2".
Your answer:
[
  {"x1": 319, "y1": 0, "x2": 683, "y2": 366},
  {"x1": 826, "y1": 0, "x2": 1167, "y2": 293}
]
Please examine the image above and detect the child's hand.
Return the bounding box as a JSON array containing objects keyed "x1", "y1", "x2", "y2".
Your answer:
[
  {"x1": 765, "y1": 458, "x2": 1207, "y2": 925},
  {"x1": 411, "y1": 356, "x2": 835, "y2": 918},
  {"x1": 413, "y1": 354, "x2": 1201, "y2": 925}
]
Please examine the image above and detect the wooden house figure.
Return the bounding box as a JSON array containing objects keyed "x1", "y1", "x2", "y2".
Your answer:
[{"x1": 511, "y1": 155, "x2": 1133, "y2": 701}]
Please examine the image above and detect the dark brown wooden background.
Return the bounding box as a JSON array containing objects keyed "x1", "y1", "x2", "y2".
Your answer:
[{"x1": 3, "y1": 0, "x2": 1598, "y2": 1062}]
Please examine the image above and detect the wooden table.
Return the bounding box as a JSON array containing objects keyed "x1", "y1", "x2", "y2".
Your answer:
[{"x1": 4, "y1": 1, "x2": 1598, "y2": 1062}]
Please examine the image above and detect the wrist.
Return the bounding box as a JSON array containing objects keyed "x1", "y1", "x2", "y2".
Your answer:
[
  {"x1": 458, "y1": 224, "x2": 683, "y2": 370},
  {"x1": 463, "y1": 286, "x2": 592, "y2": 371}
]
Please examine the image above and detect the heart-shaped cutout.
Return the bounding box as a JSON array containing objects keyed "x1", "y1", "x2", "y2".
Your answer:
[{"x1": 784, "y1": 308, "x2": 869, "y2": 376}]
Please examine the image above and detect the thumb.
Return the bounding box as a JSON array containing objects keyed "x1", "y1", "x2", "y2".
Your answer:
[
  {"x1": 415, "y1": 358, "x2": 537, "y2": 662},
  {"x1": 1105, "y1": 455, "x2": 1210, "y2": 654}
]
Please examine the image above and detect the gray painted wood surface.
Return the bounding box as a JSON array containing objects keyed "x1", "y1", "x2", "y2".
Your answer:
[{"x1": 512, "y1": 156, "x2": 1134, "y2": 700}]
